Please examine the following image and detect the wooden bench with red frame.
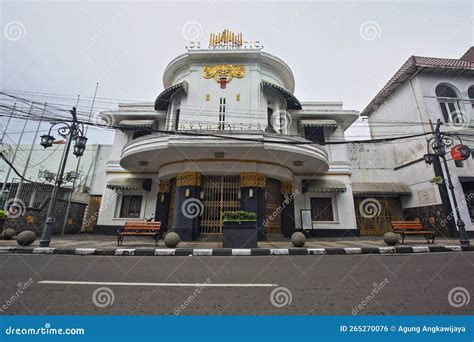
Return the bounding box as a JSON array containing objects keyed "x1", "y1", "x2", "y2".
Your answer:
[
  {"x1": 390, "y1": 220, "x2": 435, "y2": 244},
  {"x1": 117, "y1": 221, "x2": 162, "y2": 246}
]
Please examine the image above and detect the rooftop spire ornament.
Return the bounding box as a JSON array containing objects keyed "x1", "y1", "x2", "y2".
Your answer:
[{"x1": 209, "y1": 29, "x2": 243, "y2": 48}]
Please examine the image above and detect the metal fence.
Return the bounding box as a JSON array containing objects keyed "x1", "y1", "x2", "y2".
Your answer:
[{"x1": 0, "y1": 178, "x2": 71, "y2": 209}]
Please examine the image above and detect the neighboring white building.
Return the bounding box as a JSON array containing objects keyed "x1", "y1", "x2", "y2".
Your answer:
[
  {"x1": 0, "y1": 143, "x2": 108, "y2": 233},
  {"x1": 354, "y1": 47, "x2": 474, "y2": 237},
  {"x1": 0, "y1": 143, "x2": 103, "y2": 187},
  {"x1": 94, "y1": 29, "x2": 359, "y2": 239}
]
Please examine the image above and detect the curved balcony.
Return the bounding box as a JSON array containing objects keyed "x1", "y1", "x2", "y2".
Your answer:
[{"x1": 120, "y1": 132, "x2": 329, "y2": 179}]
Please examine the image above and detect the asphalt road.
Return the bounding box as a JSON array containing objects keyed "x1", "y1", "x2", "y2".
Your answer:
[{"x1": 0, "y1": 252, "x2": 473, "y2": 315}]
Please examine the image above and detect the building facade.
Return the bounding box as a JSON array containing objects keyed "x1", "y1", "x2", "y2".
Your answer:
[
  {"x1": 95, "y1": 30, "x2": 359, "y2": 240},
  {"x1": 355, "y1": 47, "x2": 474, "y2": 237}
]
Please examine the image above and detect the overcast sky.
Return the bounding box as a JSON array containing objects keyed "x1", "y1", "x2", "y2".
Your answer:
[{"x1": 1, "y1": 0, "x2": 472, "y2": 144}]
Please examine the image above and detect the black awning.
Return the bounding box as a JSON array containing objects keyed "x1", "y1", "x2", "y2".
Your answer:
[
  {"x1": 302, "y1": 179, "x2": 347, "y2": 193},
  {"x1": 154, "y1": 81, "x2": 188, "y2": 111},
  {"x1": 260, "y1": 80, "x2": 302, "y2": 110}
]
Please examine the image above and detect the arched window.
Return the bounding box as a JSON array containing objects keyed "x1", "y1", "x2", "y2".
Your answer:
[
  {"x1": 435, "y1": 84, "x2": 464, "y2": 124},
  {"x1": 468, "y1": 85, "x2": 474, "y2": 109},
  {"x1": 468, "y1": 85, "x2": 474, "y2": 99}
]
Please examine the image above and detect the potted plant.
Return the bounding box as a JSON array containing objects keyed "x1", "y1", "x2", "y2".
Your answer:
[{"x1": 222, "y1": 211, "x2": 258, "y2": 248}]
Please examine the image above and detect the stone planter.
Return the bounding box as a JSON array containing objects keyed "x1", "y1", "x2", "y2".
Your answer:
[{"x1": 223, "y1": 221, "x2": 258, "y2": 248}]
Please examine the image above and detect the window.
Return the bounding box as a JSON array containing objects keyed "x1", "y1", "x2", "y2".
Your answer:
[
  {"x1": 218, "y1": 98, "x2": 226, "y2": 130},
  {"x1": 310, "y1": 197, "x2": 334, "y2": 221},
  {"x1": 465, "y1": 191, "x2": 474, "y2": 221},
  {"x1": 120, "y1": 195, "x2": 142, "y2": 218},
  {"x1": 435, "y1": 84, "x2": 464, "y2": 124},
  {"x1": 174, "y1": 109, "x2": 180, "y2": 130},
  {"x1": 267, "y1": 107, "x2": 273, "y2": 129},
  {"x1": 468, "y1": 85, "x2": 474, "y2": 109},
  {"x1": 304, "y1": 127, "x2": 325, "y2": 145}
]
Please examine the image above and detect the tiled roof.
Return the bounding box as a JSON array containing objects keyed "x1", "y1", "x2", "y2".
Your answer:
[
  {"x1": 460, "y1": 47, "x2": 474, "y2": 62},
  {"x1": 361, "y1": 47, "x2": 474, "y2": 116}
]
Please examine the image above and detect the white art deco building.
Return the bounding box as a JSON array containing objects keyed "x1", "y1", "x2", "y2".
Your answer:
[{"x1": 95, "y1": 30, "x2": 360, "y2": 240}]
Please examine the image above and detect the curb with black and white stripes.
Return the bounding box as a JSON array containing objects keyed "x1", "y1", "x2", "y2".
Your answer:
[{"x1": 0, "y1": 245, "x2": 473, "y2": 256}]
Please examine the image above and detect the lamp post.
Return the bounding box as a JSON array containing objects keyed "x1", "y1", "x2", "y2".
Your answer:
[
  {"x1": 39, "y1": 107, "x2": 88, "y2": 247},
  {"x1": 423, "y1": 119, "x2": 470, "y2": 246}
]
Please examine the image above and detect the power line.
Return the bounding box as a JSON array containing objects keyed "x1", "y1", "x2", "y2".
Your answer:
[{"x1": 0, "y1": 152, "x2": 33, "y2": 183}]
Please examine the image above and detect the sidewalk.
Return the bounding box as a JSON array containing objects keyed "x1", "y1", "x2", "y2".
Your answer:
[
  {"x1": 0, "y1": 233, "x2": 472, "y2": 256},
  {"x1": 0, "y1": 233, "x2": 466, "y2": 249}
]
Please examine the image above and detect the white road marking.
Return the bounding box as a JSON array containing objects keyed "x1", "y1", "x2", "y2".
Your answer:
[
  {"x1": 344, "y1": 248, "x2": 362, "y2": 254},
  {"x1": 193, "y1": 249, "x2": 213, "y2": 256},
  {"x1": 33, "y1": 247, "x2": 55, "y2": 254},
  {"x1": 307, "y1": 248, "x2": 326, "y2": 255},
  {"x1": 412, "y1": 246, "x2": 430, "y2": 253},
  {"x1": 75, "y1": 248, "x2": 96, "y2": 255},
  {"x1": 231, "y1": 249, "x2": 251, "y2": 256},
  {"x1": 155, "y1": 249, "x2": 175, "y2": 256},
  {"x1": 270, "y1": 249, "x2": 289, "y2": 255},
  {"x1": 38, "y1": 280, "x2": 278, "y2": 287}
]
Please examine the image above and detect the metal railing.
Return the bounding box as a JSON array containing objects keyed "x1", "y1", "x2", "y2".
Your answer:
[{"x1": 0, "y1": 178, "x2": 71, "y2": 209}]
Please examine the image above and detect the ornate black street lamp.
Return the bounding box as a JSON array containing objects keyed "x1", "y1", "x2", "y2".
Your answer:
[
  {"x1": 39, "y1": 107, "x2": 87, "y2": 247},
  {"x1": 424, "y1": 119, "x2": 470, "y2": 246}
]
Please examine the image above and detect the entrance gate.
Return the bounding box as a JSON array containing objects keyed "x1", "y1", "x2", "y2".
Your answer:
[
  {"x1": 200, "y1": 176, "x2": 240, "y2": 234},
  {"x1": 354, "y1": 197, "x2": 403, "y2": 235},
  {"x1": 265, "y1": 178, "x2": 283, "y2": 234}
]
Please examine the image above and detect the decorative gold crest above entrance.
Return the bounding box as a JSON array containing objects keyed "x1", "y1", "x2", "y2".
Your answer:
[
  {"x1": 176, "y1": 172, "x2": 202, "y2": 187},
  {"x1": 203, "y1": 65, "x2": 244, "y2": 89},
  {"x1": 240, "y1": 172, "x2": 266, "y2": 188}
]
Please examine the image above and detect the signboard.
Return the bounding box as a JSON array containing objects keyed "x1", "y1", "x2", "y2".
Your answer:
[
  {"x1": 300, "y1": 209, "x2": 313, "y2": 230},
  {"x1": 418, "y1": 188, "x2": 437, "y2": 206}
]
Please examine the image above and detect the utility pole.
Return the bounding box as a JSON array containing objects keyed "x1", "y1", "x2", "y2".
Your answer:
[
  {"x1": 428, "y1": 119, "x2": 457, "y2": 238},
  {"x1": 14, "y1": 104, "x2": 46, "y2": 201},
  {"x1": 62, "y1": 83, "x2": 99, "y2": 235},
  {"x1": 39, "y1": 107, "x2": 88, "y2": 247},
  {"x1": 427, "y1": 120, "x2": 470, "y2": 246},
  {"x1": 0, "y1": 103, "x2": 16, "y2": 194},
  {"x1": 0, "y1": 103, "x2": 16, "y2": 143},
  {"x1": 0, "y1": 104, "x2": 32, "y2": 204}
]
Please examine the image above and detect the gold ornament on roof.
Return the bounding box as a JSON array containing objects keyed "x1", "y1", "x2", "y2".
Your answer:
[{"x1": 209, "y1": 29, "x2": 243, "y2": 48}]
